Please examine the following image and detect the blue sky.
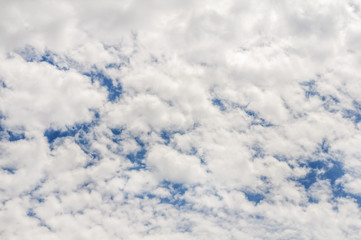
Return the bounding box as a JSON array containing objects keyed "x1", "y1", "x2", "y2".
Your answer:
[{"x1": 1, "y1": 0, "x2": 361, "y2": 239}]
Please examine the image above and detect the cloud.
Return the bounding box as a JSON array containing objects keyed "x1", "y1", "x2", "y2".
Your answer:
[
  {"x1": 1, "y1": 0, "x2": 361, "y2": 239},
  {"x1": 147, "y1": 144, "x2": 207, "y2": 184}
]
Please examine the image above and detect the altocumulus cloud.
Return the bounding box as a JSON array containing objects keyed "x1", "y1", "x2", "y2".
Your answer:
[{"x1": 1, "y1": 0, "x2": 361, "y2": 239}]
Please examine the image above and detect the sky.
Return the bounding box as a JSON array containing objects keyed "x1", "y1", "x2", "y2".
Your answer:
[{"x1": 1, "y1": 0, "x2": 361, "y2": 239}]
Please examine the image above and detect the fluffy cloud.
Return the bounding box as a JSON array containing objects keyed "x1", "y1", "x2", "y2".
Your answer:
[{"x1": 1, "y1": 0, "x2": 361, "y2": 239}]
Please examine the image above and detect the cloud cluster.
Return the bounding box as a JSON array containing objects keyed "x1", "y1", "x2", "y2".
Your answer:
[{"x1": 1, "y1": 0, "x2": 361, "y2": 239}]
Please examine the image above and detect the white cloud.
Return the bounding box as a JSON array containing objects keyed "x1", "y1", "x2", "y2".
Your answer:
[
  {"x1": 0, "y1": 55, "x2": 105, "y2": 133},
  {"x1": 1, "y1": 0, "x2": 361, "y2": 239},
  {"x1": 147, "y1": 144, "x2": 206, "y2": 184}
]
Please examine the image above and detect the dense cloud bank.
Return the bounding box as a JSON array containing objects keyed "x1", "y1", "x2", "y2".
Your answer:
[{"x1": 1, "y1": 0, "x2": 361, "y2": 239}]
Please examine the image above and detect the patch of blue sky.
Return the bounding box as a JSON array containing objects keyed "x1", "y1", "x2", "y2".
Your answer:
[
  {"x1": 160, "y1": 129, "x2": 185, "y2": 145},
  {"x1": 343, "y1": 101, "x2": 361, "y2": 124},
  {"x1": 75, "y1": 128, "x2": 90, "y2": 150},
  {"x1": 292, "y1": 157, "x2": 361, "y2": 206},
  {"x1": 294, "y1": 173, "x2": 316, "y2": 190},
  {"x1": 292, "y1": 139, "x2": 350, "y2": 203},
  {"x1": 16, "y1": 47, "x2": 68, "y2": 71},
  {"x1": 160, "y1": 181, "x2": 188, "y2": 208},
  {"x1": 84, "y1": 161, "x2": 96, "y2": 168},
  {"x1": 44, "y1": 110, "x2": 99, "y2": 143},
  {"x1": 188, "y1": 146, "x2": 199, "y2": 156},
  {"x1": 1, "y1": 167, "x2": 16, "y2": 174},
  {"x1": 111, "y1": 127, "x2": 124, "y2": 136},
  {"x1": 273, "y1": 155, "x2": 288, "y2": 163},
  {"x1": 105, "y1": 62, "x2": 128, "y2": 69},
  {"x1": 244, "y1": 191, "x2": 265, "y2": 205},
  {"x1": 110, "y1": 127, "x2": 124, "y2": 144},
  {"x1": 0, "y1": 115, "x2": 26, "y2": 142},
  {"x1": 134, "y1": 181, "x2": 189, "y2": 208},
  {"x1": 27, "y1": 209, "x2": 36, "y2": 217},
  {"x1": 39, "y1": 51, "x2": 69, "y2": 71},
  {"x1": 17, "y1": 45, "x2": 130, "y2": 75},
  {"x1": 0, "y1": 119, "x2": 4, "y2": 139},
  {"x1": 134, "y1": 192, "x2": 156, "y2": 200},
  {"x1": 300, "y1": 80, "x2": 341, "y2": 113},
  {"x1": 160, "y1": 130, "x2": 172, "y2": 145},
  {"x1": 322, "y1": 161, "x2": 344, "y2": 185},
  {"x1": 161, "y1": 181, "x2": 188, "y2": 195},
  {"x1": 25, "y1": 187, "x2": 43, "y2": 206},
  {"x1": 321, "y1": 95, "x2": 340, "y2": 113},
  {"x1": 27, "y1": 184, "x2": 45, "y2": 204},
  {"x1": 78, "y1": 181, "x2": 95, "y2": 193},
  {"x1": 7, "y1": 131, "x2": 25, "y2": 141},
  {"x1": 174, "y1": 144, "x2": 205, "y2": 165},
  {"x1": 319, "y1": 138, "x2": 329, "y2": 154},
  {"x1": 245, "y1": 109, "x2": 273, "y2": 127},
  {"x1": 249, "y1": 214, "x2": 265, "y2": 220},
  {"x1": 73, "y1": 128, "x2": 102, "y2": 166},
  {"x1": 44, "y1": 112, "x2": 100, "y2": 163},
  {"x1": 343, "y1": 109, "x2": 361, "y2": 124},
  {"x1": 297, "y1": 160, "x2": 344, "y2": 190},
  {"x1": 26, "y1": 208, "x2": 52, "y2": 230},
  {"x1": 83, "y1": 70, "x2": 122, "y2": 102},
  {"x1": 15, "y1": 46, "x2": 41, "y2": 62},
  {"x1": 0, "y1": 130, "x2": 25, "y2": 142},
  {"x1": 211, "y1": 100, "x2": 274, "y2": 127},
  {"x1": 0, "y1": 79, "x2": 6, "y2": 88},
  {"x1": 251, "y1": 144, "x2": 265, "y2": 159},
  {"x1": 126, "y1": 137, "x2": 147, "y2": 170},
  {"x1": 44, "y1": 124, "x2": 87, "y2": 145},
  {"x1": 332, "y1": 185, "x2": 361, "y2": 207},
  {"x1": 103, "y1": 44, "x2": 130, "y2": 61},
  {"x1": 132, "y1": 182, "x2": 188, "y2": 208},
  {"x1": 199, "y1": 155, "x2": 206, "y2": 165},
  {"x1": 300, "y1": 80, "x2": 319, "y2": 99},
  {"x1": 259, "y1": 175, "x2": 271, "y2": 185},
  {"x1": 212, "y1": 98, "x2": 227, "y2": 111},
  {"x1": 353, "y1": 101, "x2": 361, "y2": 113}
]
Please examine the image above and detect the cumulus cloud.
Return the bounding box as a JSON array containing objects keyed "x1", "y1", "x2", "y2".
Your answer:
[{"x1": 1, "y1": 0, "x2": 361, "y2": 239}]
